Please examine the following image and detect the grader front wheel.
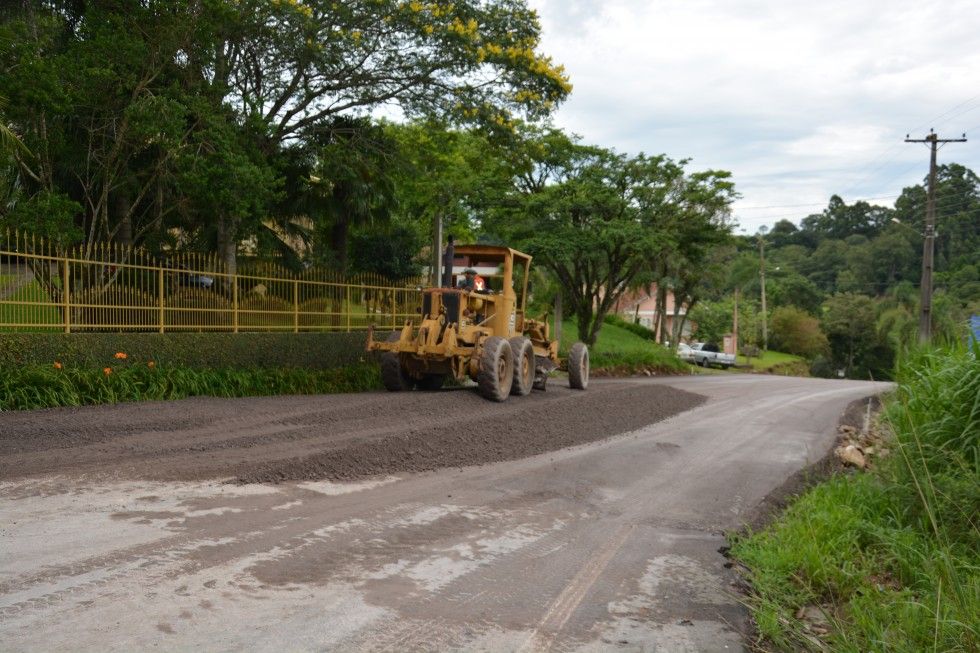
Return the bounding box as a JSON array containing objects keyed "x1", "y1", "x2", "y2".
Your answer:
[
  {"x1": 509, "y1": 337, "x2": 534, "y2": 396},
  {"x1": 381, "y1": 332, "x2": 414, "y2": 392},
  {"x1": 477, "y1": 336, "x2": 514, "y2": 402},
  {"x1": 568, "y1": 342, "x2": 589, "y2": 390}
]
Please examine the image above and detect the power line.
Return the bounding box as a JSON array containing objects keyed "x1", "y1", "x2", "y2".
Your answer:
[
  {"x1": 734, "y1": 195, "x2": 899, "y2": 212},
  {"x1": 906, "y1": 94, "x2": 980, "y2": 134},
  {"x1": 837, "y1": 95, "x2": 980, "y2": 198}
]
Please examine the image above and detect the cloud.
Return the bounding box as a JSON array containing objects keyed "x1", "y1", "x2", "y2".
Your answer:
[{"x1": 529, "y1": 0, "x2": 980, "y2": 232}]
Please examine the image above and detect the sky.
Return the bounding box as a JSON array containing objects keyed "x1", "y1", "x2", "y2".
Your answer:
[{"x1": 528, "y1": 0, "x2": 980, "y2": 234}]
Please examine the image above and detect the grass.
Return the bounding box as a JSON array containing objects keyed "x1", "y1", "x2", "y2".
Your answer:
[
  {"x1": 0, "y1": 360, "x2": 382, "y2": 411},
  {"x1": 0, "y1": 280, "x2": 62, "y2": 331},
  {"x1": 729, "y1": 345, "x2": 980, "y2": 651},
  {"x1": 739, "y1": 349, "x2": 809, "y2": 376},
  {"x1": 558, "y1": 318, "x2": 687, "y2": 374}
]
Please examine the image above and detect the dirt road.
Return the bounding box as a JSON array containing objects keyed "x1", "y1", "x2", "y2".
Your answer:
[{"x1": 0, "y1": 375, "x2": 889, "y2": 651}]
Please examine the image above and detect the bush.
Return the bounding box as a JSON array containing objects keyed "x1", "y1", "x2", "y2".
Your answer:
[
  {"x1": 0, "y1": 360, "x2": 382, "y2": 411},
  {"x1": 0, "y1": 332, "x2": 375, "y2": 370},
  {"x1": 770, "y1": 306, "x2": 829, "y2": 358}
]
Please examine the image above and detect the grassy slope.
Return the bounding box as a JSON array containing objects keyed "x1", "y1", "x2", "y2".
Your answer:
[
  {"x1": 729, "y1": 346, "x2": 979, "y2": 651},
  {"x1": 558, "y1": 318, "x2": 687, "y2": 374},
  {"x1": 0, "y1": 280, "x2": 61, "y2": 331},
  {"x1": 738, "y1": 350, "x2": 809, "y2": 376}
]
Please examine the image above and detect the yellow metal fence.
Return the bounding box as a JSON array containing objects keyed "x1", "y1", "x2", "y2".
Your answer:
[{"x1": 0, "y1": 229, "x2": 423, "y2": 333}]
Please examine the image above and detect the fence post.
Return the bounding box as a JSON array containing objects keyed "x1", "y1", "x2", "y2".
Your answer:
[
  {"x1": 158, "y1": 267, "x2": 165, "y2": 333},
  {"x1": 232, "y1": 274, "x2": 239, "y2": 333},
  {"x1": 293, "y1": 279, "x2": 299, "y2": 333},
  {"x1": 346, "y1": 284, "x2": 351, "y2": 332},
  {"x1": 62, "y1": 257, "x2": 71, "y2": 333}
]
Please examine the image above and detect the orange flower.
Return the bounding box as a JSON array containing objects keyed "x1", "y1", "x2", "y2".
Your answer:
[
  {"x1": 147, "y1": 361, "x2": 156, "y2": 369},
  {"x1": 53, "y1": 361, "x2": 63, "y2": 370},
  {"x1": 103, "y1": 367, "x2": 112, "y2": 376},
  {"x1": 114, "y1": 352, "x2": 127, "y2": 360}
]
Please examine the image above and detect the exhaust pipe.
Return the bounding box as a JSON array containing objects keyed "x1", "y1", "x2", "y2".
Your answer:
[{"x1": 442, "y1": 234, "x2": 454, "y2": 288}]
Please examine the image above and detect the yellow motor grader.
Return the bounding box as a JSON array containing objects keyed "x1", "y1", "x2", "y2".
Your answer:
[{"x1": 366, "y1": 244, "x2": 588, "y2": 401}]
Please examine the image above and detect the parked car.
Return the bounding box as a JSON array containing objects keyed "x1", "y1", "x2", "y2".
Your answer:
[
  {"x1": 676, "y1": 342, "x2": 696, "y2": 363},
  {"x1": 163, "y1": 261, "x2": 215, "y2": 289},
  {"x1": 689, "y1": 342, "x2": 736, "y2": 369}
]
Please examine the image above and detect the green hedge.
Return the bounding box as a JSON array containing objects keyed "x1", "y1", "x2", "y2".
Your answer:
[
  {"x1": 603, "y1": 313, "x2": 658, "y2": 341},
  {"x1": 0, "y1": 332, "x2": 381, "y2": 370},
  {"x1": 0, "y1": 363, "x2": 382, "y2": 411}
]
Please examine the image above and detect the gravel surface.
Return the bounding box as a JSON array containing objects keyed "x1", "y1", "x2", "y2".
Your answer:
[{"x1": 0, "y1": 382, "x2": 704, "y2": 483}]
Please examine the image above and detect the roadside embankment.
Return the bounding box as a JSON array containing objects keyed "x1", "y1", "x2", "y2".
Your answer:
[{"x1": 728, "y1": 346, "x2": 979, "y2": 652}]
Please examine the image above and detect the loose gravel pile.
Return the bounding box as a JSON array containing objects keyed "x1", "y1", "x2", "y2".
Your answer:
[{"x1": 0, "y1": 381, "x2": 703, "y2": 484}]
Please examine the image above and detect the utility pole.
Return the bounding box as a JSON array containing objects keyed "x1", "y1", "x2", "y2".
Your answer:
[
  {"x1": 759, "y1": 236, "x2": 767, "y2": 351},
  {"x1": 905, "y1": 130, "x2": 966, "y2": 343}
]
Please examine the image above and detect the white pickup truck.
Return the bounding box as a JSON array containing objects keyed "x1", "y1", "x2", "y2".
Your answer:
[{"x1": 689, "y1": 342, "x2": 736, "y2": 369}]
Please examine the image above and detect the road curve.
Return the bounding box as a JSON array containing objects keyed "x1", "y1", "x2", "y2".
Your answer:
[{"x1": 0, "y1": 375, "x2": 890, "y2": 651}]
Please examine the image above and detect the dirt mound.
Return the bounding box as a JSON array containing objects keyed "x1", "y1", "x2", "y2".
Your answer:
[{"x1": 0, "y1": 381, "x2": 704, "y2": 484}]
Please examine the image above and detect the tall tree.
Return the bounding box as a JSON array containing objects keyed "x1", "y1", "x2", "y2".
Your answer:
[
  {"x1": 1, "y1": 0, "x2": 571, "y2": 272},
  {"x1": 500, "y1": 132, "x2": 735, "y2": 345}
]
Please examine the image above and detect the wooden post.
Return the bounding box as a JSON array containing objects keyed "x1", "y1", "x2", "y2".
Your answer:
[
  {"x1": 158, "y1": 267, "x2": 165, "y2": 333},
  {"x1": 62, "y1": 258, "x2": 70, "y2": 333},
  {"x1": 345, "y1": 284, "x2": 351, "y2": 332},
  {"x1": 293, "y1": 280, "x2": 299, "y2": 333}
]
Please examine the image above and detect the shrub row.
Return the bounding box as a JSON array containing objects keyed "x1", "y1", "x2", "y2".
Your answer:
[
  {"x1": 0, "y1": 332, "x2": 380, "y2": 370},
  {"x1": 0, "y1": 362, "x2": 382, "y2": 411}
]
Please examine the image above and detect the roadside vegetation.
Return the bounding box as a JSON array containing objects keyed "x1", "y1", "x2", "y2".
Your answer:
[
  {"x1": 0, "y1": 354, "x2": 381, "y2": 411},
  {"x1": 729, "y1": 345, "x2": 979, "y2": 651},
  {"x1": 738, "y1": 350, "x2": 809, "y2": 376},
  {"x1": 562, "y1": 316, "x2": 686, "y2": 375}
]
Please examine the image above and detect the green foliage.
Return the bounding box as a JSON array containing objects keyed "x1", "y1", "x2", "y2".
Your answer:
[
  {"x1": 348, "y1": 222, "x2": 424, "y2": 281},
  {"x1": 500, "y1": 131, "x2": 735, "y2": 346},
  {"x1": 559, "y1": 319, "x2": 686, "y2": 374},
  {"x1": 0, "y1": 361, "x2": 382, "y2": 411},
  {"x1": 0, "y1": 0, "x2": 569, "y2": 271},
  {"x1": 0, "y1": 333, "x2": 374, "y2": 370},
  {"x1": 822, "y1": 293, "x2": 894, "y2": 379},
  {"x1": 731, "y1": 346, "x2": 980, "y2": 652},
  {"x1": 603, "y1": 313, "x2": 657, "y2": 341},
  {"x1": 689, "y1": 297, "x2": 760, "y2": 346},
  {"x1": 769, "y1": 306, "x2": 829, "y2": 358}
]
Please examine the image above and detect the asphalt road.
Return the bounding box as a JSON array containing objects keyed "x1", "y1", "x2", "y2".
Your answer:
[{"x1": 0, "y1": 375, "x2": 890, "y2": 652}]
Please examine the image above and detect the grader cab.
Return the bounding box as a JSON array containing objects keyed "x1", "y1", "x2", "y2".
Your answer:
[{"x1": 366, "y1": 244, "x2": 589, "y2": 401}]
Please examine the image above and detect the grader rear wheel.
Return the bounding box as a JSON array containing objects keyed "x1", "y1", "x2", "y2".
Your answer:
[
  {"x1": 381, "y1": 332, "x2": 414, "y2": 392},
  {"x1": 568, "y1": 341, "x2": 589, "y2": 390},
  {"x1": 508, "y1": 337, "x2": 534, "y2": 396},
  {"x1": 477, "y1": 336, "x2": 514, "y2": 402}
]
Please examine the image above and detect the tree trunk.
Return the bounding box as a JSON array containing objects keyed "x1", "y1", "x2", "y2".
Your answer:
[
  {"x1": 216, "y1": 217, "x2": 238, "y2": 282},
  {"x1": 655, "y1": 283, "x2": 668, "y2": 344},
  {"x1": 114, "y1": 192, "x2": 133, "y2": 248},
  {"x1": 671, "y1": 293, "x2": 688, "y2": 346},
  {"x1": 330, "y1": 215, "x2": 349, "y2": 273}
]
